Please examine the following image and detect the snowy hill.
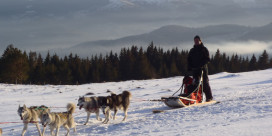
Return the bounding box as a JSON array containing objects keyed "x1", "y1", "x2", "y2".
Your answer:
[{"x1": 0, "y1": 69, "x2": 272, "y2": 135}]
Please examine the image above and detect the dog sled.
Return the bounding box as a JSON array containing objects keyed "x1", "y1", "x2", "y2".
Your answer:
[{"x1": 161, "y1": 70, "x2": 217, "y2": 108}]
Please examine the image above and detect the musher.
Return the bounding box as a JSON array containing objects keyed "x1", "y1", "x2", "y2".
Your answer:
[{"x1": 187, "y1": 35, "x2": 213, "y2": 102}]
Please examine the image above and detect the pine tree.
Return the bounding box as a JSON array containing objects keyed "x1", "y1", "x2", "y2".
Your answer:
[
  {"x1": 1, "y1": 43, "x2": 271, "y2": 85},
  {"x1": 178, "y1": 50, "x2": 188, "y2": 75},
  {"x1": 103, "y1": 52, "x2": 119, "y2": 81},
  {"x1": 270, "y1": 58, "x2": 272, "y2": 68},
  {"x1": 90, "y1": 55, "x2": 101, "y2": 82},
  {"x1": 119, "y1": 48, "x2": 134, "y2": 80},
  {"x1": 104, "y1": 54, "x2": 114, "y2": 81},
  {"x1": 28, "y1": 51, "x2": 38, "y2": 84},
  {"x1": 44, "y1": 54, "x2": 58, "y2": 84},
  {"x1": 241, "y1": 57, "x2": 249, "y2": 72},
  {"x1": 258, "y1": 50, "x2": 269, "y2": 70},
  {"x1": 169, "y1": 48, "x2": 180, "y2": 76},
  {"x1": 0, "y1": 45, "x2": 29, "y2": 84},
  {"x1": 69, "y1": 54, "x2": 84, "y2": 84},
  {"x1": 213, "y1": 49, "x2": 224, "y2": 73},
  {"x1": 61, "y1": 56, "x2": 73, "y2": 84},
  {"x1": 248, "y1": 54, "x2": 257, "y2": 71},
  {"x1": 135, "y1": 47, "x2": 152, "y2": 79},
  {"x1": 146, "y1": 42, "x2": 161, "y2": 78},
  {"x1": 32, "y1": 54, "x2": 46, "y2": 84},
  {"x1": 230, "y1": 54, "x2": 239, "y2": 73}
]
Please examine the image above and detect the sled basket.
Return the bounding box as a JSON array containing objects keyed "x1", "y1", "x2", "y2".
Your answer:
[{"x1": 161, "y1": 70, "x2": 204, "y2": 108}]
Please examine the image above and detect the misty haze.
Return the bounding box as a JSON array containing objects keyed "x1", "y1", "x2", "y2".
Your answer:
[{"x1": 0, "y1": 0, "x2": 272, "y2": 57}]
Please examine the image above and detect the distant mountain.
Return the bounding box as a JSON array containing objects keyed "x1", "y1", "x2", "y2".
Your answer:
[
  {"x1": 239, "y1": 22, "x2": 272, "y2": 41},
  {"x1": 50, "y1": 23, "x2": 272, "y2": 57},
  {"x1": 74, "y1": 23, "x2": 272, "y2": 48}
]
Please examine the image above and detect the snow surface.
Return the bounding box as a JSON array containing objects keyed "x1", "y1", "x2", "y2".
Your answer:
[{"x1": 1, "y1": 69, "x2": 272, "y2": 136}]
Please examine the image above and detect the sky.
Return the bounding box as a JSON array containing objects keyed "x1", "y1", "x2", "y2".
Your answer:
[{"x1": 0, "y1": 0, "x2": 272, "y2": 54}]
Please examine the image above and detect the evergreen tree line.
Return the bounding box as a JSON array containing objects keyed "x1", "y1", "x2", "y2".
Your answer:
[{"x1": 0, "y1": 43, "x2": 271, "y2": 85}]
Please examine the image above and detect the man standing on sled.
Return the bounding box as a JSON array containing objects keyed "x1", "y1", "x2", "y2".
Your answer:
[{"x1": 187, "y1": 35, "x2": 213, "y2": 102}]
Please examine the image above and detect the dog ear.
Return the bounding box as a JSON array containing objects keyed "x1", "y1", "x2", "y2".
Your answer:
[{"x1": 23, "y1": 104, "x2": 27, "y2": 109}]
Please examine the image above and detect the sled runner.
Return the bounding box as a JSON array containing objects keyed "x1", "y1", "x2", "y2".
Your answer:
[
  {"x1": 161, "y1": 70, "x2": 213, "y2": 108},
  {"x1": 152, "y1": 100, "x2": 219, "y2": 113}
]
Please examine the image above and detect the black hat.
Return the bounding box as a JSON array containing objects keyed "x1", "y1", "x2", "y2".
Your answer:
[{"x1": 194, "y1": 35, "x2": 201, "y2": 40}]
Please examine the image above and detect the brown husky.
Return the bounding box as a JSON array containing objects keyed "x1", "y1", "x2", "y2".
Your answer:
[{"x1": 100, "y1": 91, "x2": 132, "y2": 123}]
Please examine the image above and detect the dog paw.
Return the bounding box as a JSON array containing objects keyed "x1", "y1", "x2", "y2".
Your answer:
[{"x1": 102, "y1": 120, "x2": 109, "y2": 124}]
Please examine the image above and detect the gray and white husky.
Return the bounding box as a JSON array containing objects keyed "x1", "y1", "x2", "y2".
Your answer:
[
  {"x1": 41, "y1": 103, "x2": 76, "y2": 136},
  {"x1": 17, "y1": 105, "x2": 50, "y2": 136},
  {"x1": 77, "y1": 96, "x2": 103, "y2": 125},
  {"x1": 100, "y1": 91, "x2": 132, "y2": 124}
]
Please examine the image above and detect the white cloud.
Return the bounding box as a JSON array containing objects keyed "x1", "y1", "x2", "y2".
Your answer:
[
  {"x1": 120, "y1": 0, "x2": 135, "y2": 6},
  {"x1": 208, "y1": 40, "x2": 272, "y2": 55}
]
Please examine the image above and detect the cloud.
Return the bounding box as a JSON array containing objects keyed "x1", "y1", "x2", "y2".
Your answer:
[
  {"x1": 208, "y1": 41, "x2": 272, "y2": 55},
  {"x1": 0, "y1": 0, "x2": 272, "y2": 56},
  {"x1": 120, "y1": 0, "x2": 135, "y2": 6}
]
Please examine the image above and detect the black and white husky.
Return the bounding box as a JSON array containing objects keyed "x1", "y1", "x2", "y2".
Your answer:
[
  {"x1": 77, "y1": 96, "x2": 103, "y2": 125},
  {"x1": 100, "y1": 91, "x2": 132, "y2": 124},
  {"x1": 17, "y1": 105, "x2": 50, "y2": 136}
]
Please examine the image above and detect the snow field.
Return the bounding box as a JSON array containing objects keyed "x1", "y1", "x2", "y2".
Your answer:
[{"x1": 0, "y1": 69, "x2": 272, "y2": 135}]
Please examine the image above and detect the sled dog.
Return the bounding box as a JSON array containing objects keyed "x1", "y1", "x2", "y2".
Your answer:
[
  {"x1": 41, "y1": 103, "x2": 76, "y2": 136},
  {"x1": 77, "y1": 96, "x2": 103, "y2": 125},
  {"x1": 0, "y1": 128, "x2": 2, "y2": 136},
  {"x1": 17, "y1": 105, "x2": 50, "y2": 136},
  {"x1": 100, "y1": 91, "x2": 132, "y2": 123}
]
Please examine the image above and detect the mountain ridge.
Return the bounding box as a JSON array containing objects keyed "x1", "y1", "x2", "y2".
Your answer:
[
  {"x1": 47, "y1": 23, "x2": 272, "y2": 57},
  {"x1": 73, "y1": 23, "x2": 272, "y2": 48}
]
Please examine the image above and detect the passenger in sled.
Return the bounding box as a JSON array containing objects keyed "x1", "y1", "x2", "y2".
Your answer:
[{"x1": 179, "y1": 35, "x2": 213, "y2": 102}]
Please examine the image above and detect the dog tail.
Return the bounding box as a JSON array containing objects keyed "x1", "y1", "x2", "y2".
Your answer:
[
  {"x1": 122, "y1": 91, "x2": 132, "y2": 111},
  {"x1": 67, "y1": 103, "x2": 76, "y2": 114},
  {"x1": 67, "y1": 103, "x2": 76, "y2": 129},
  {"x1": 122, "y1": 90, "x2": 132, "y2": 99}
]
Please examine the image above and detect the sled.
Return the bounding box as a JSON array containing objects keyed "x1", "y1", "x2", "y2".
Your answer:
[
  {"x1": 161, "y1": 96, "x2": 217, "y2": 108},
  {"x1": 161, "y1": 70, "x2": 207, "y2": 108},
  {"x1": 152, "y1": 99, "x2": 219, "y2": 113}
]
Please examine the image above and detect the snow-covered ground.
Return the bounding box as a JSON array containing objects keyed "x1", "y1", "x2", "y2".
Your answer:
[{"x1": 1, "y1": 69, "x2": 272, "y2": 136}]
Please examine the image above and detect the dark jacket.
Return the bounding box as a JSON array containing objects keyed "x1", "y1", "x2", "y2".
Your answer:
[{"x1": 187, "y1": 43, "x2": 210, "y2": 70}]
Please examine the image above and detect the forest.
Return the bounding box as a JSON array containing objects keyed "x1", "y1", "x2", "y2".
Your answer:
[{"x1": 0, "y1": 42, "x2": 271, "y2": 85}]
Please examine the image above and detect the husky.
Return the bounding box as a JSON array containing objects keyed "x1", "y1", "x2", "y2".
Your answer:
[
  {"x1": 17, "y1": 105, "x2": 50, "y2": 136},
  {"x1": 77, "y1": 96, "x2": 103, "y2": 125},
  {"x1": 41, "y1": 103, "x2": 76, "y2": 136},
  {"x1": 100, "y1": 91, "x2": 132, "y2": 124}
]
